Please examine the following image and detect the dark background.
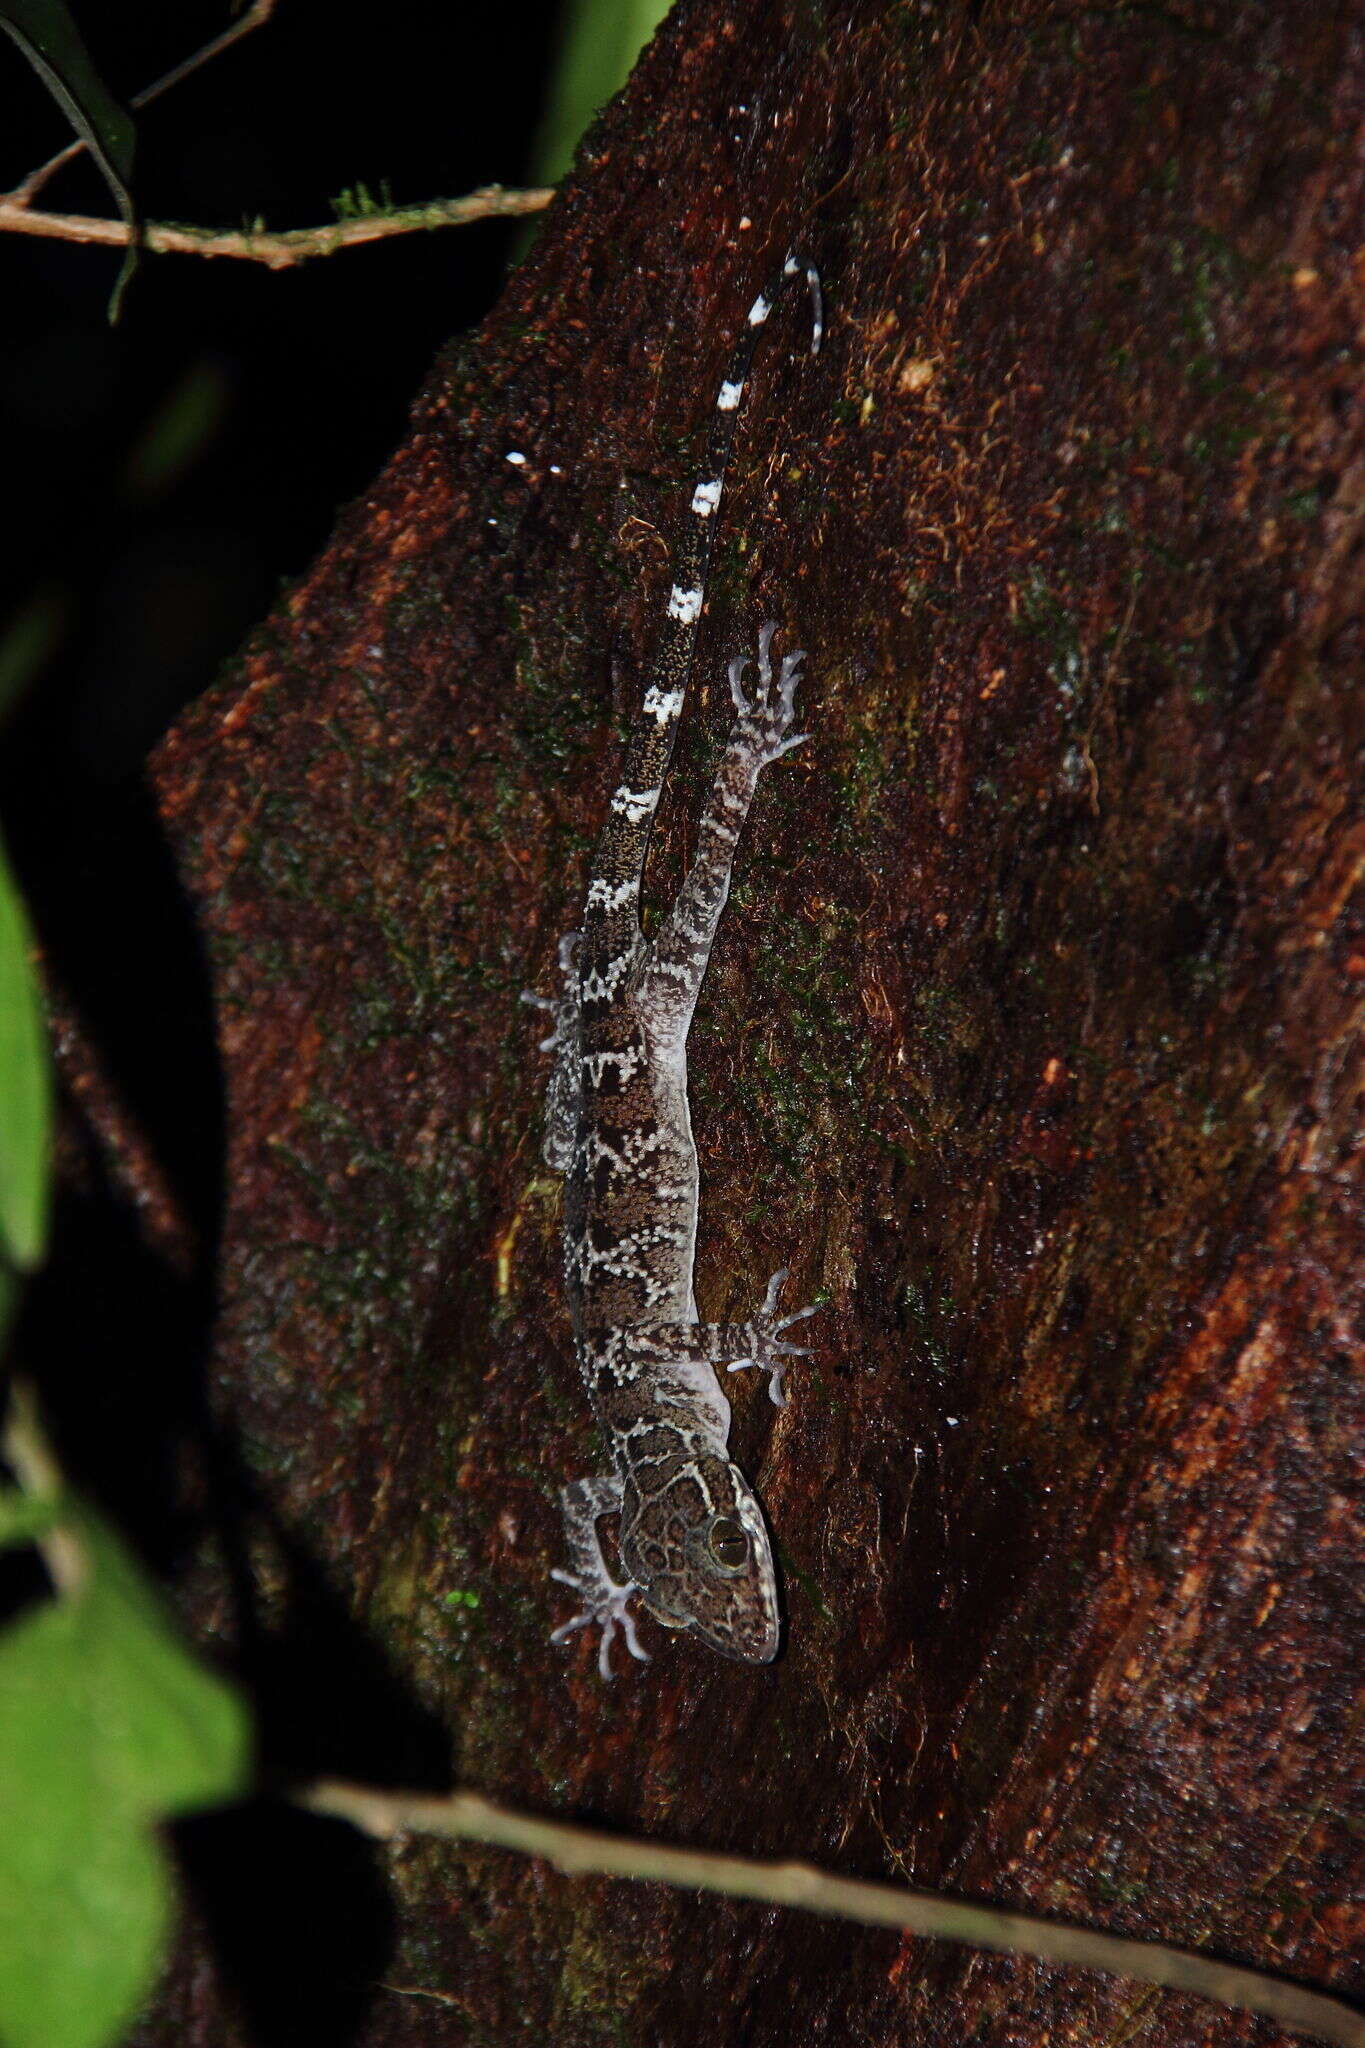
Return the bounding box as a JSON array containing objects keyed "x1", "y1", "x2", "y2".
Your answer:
[
  {"x1": 0, "y1": 0, "x2": 560, "y2": 1537},
  {"x1": 2, "y1": 3, "x2": 562, "y2": 774},
  {"x1": 3, "y1": 18, "x2": 566, "y2": 2028}
]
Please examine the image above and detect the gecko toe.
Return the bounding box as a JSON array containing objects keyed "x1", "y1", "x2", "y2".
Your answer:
[
  {"x1": 777, "y1": 1302, "x2": 819, "y2": 1328},
  {"x1": 761, "y1": 1266, "x2": 791, "y2": 1314}
]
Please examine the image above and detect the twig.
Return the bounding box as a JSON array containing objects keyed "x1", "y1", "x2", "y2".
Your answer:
[
  {"x1": 7, "y1": 0, "x2": 278, "y2": 208},
  {"x1": 1, "y1": 0, "x2": 550, "y2": 275},
  {"x1": 2, "y1": 1382, "x2": 85, "y2": 1597},
  {"x1": 0, "y1": 186, "x2": 555, "y2": 268},
  {"x1": 43, "y1": 969, "x2": 197, "y2": 1274},
  {"x1": 296, "y1": 1779, "x2": 1365, "y2": 2048}
]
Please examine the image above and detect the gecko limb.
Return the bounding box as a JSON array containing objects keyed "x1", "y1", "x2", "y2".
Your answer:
[
  {"x1": 627, "y1": 1268, "x2": 817, "y2": 1409},
  {"x1": 549, "y1": 1475, "x2": 649, "y2": 1680},
  {"x1": 639, "y1": 622, "x2": 807, "y2": 1035}
]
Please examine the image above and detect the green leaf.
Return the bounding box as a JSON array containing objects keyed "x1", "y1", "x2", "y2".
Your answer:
[
  {"x1": 0, "y1": 1602, "x2": 170, "y2": 2048},
  {"x1": 531, "y1": 0, "x2": 672, "y2": 185},
  {"x1": 123, "y1": 359, "x2": 231, "y2": 503},
  {"x1": 0, "y1": 0, "x2": 138, "y2": 319},
  {"x1": 0, "y1": 1494, "x2": 250, "y2": 2048},
  {"x1": 0, "y1": 1485, "x2": 57, "y2": 1550},
  {"x1": 62, "y1": 1500, "x2": 251, "y2": 1816},
  {"x1": 0, "y1": 584, "x2": 68, "y2": 731},
  {"x1": 0, "y1": 1262, "x2": 17, "y2": 1352},
  {"x1": 0, "y1": 832, "x2": 52, "y2": 1272}
]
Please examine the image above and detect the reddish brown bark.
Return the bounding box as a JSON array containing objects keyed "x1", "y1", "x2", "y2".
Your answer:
[{"x1": 139, "y1": 0, "x2": 1361, "y2": 2041}]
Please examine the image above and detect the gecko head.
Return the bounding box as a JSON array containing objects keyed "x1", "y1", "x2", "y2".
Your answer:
[{"x1": 620, "y1": 1454, "x2": 780, "y2": 1664}]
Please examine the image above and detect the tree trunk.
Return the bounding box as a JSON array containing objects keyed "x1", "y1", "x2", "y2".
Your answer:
[{"x1": 139, "y1": 0, "x2": 1362, "y2": 2040}]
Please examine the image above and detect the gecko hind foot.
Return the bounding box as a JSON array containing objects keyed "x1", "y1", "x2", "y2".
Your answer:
[
  {"x1": 728, "y1": 623, "x2": 809, "y2": 767},
  {"x1": 727, "y1": 1266, "x2": 820, "y2": 1409},
  {"x1": 550, "y1": 1567, "x2": 649, "y2": 1681}
]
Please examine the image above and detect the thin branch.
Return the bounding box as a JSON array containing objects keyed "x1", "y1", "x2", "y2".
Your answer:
[
  {"x1": 0, "y1": 0, "x2": 550, "y2": 272},
  {"x1": 296, "y1": 1780, "x2": 1365, "y2": 2048},
  {"x1": 7, "y1": 0, "x2": 278, "y2": 208},
  {"x1": 43, "y1": 967, "x2": 196, "y2": 1274},
  {"x1": 2, "y1": 1382, "x2": 85, "y2": 1597},
  {"x1": 0, "y1": 186, "x2": 555, "y2": 268}
]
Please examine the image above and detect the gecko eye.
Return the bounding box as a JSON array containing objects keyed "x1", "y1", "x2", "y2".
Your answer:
[{"x1": 706, "y1": 1516, "x2": 750, "y2": 1571}]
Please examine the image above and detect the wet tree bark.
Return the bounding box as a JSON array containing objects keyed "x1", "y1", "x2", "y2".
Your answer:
[{"x1": 137, "y1": 0, "x2": 1361, "y2": 2041}]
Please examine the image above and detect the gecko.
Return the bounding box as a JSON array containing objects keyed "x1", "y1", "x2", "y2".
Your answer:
[{"x1": 525, "y1": 252, "x2": 823, "y2": 1678}]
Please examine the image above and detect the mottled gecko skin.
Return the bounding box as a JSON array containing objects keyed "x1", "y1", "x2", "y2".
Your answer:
[{"x1": 526, "y1": 256, "x2": 821, "y2": 1678}]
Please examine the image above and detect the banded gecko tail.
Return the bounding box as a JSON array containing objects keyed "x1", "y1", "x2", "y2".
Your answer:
[{"x1": 577, "y1": 251, "x2": 822, "y2": 995}]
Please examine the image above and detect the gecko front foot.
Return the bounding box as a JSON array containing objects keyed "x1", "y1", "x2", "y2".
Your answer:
[
  {"x1": 728, "y1": 621, "x2": 809, "y2": 767},
  {"x1": 520, "y1": 929, "x2": 582, "y2": 1052},
  {"x1": 727, "y1": 1266, "x2": 819, "y2": 1409},
  {"x1": 550, "y1": 1566, "x2": 649, "y2": 1681}
]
